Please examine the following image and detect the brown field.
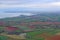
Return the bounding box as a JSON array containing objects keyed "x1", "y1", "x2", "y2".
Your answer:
[{"x1": 35, "y1": 33, "x2": 60, "y2": 40}]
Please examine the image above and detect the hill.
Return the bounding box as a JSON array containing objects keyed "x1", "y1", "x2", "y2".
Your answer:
[
  {"x1": 0, "y1": 12, "x2": 60, "y2": 29},
  {"x1": 0, "y1": 12, "x2": 60, "y2": 22}
]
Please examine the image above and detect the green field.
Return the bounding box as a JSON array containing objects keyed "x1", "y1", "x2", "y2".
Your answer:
[{"x1": 26, "y1": 29, "x2": 60, "y2": 40}]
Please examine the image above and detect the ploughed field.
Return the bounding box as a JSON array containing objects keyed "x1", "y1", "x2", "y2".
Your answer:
[{"x1": 0, "y1": 33, "x2": 26, "y2": 40}]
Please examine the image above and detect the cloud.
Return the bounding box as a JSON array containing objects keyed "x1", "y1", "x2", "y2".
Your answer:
[
  {"x1": 0, "y1": 2, "x2": 60, "y2": 8},
  {"x1": 0, "y1": 13, "x2": 33, "y2": 18},
  {"x1": 0, "y1": 0, "x2": 60, "y2": 8}
]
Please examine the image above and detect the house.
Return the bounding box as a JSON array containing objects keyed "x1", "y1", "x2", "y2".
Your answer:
[{"x1": 5, "y1": 26, "x2": 22, "y2": 35}]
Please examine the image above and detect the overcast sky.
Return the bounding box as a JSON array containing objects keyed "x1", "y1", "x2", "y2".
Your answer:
[{"x1": 0, "y1": 0, "x2": 60, "y2": 18}]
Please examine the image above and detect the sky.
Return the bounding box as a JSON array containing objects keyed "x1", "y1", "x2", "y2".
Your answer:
[{"x1": 0, "y1": 0, "x2": 60, "y2": 18}]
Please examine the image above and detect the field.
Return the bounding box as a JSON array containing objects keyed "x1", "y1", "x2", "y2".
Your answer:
[
  {"x1": 0, "y1": 26, "x2": 60, "y2": 40},
  {"x1": 0, "y1": 33, "x2": 26, "y2": 40},
  {"x1": 26, "y1": 29, "x2": 60, "y2": 40}
]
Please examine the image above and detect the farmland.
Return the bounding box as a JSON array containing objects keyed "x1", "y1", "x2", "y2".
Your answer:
[
  {"x1": 0, "y1": 13, "x2": 60, "y2": 40},
  {"x1": 0, "y1": 26, "x2": 60, "y2": 40},
  {"x1": 26, "y1": 29, "x2": 60, "y2": 40}
]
